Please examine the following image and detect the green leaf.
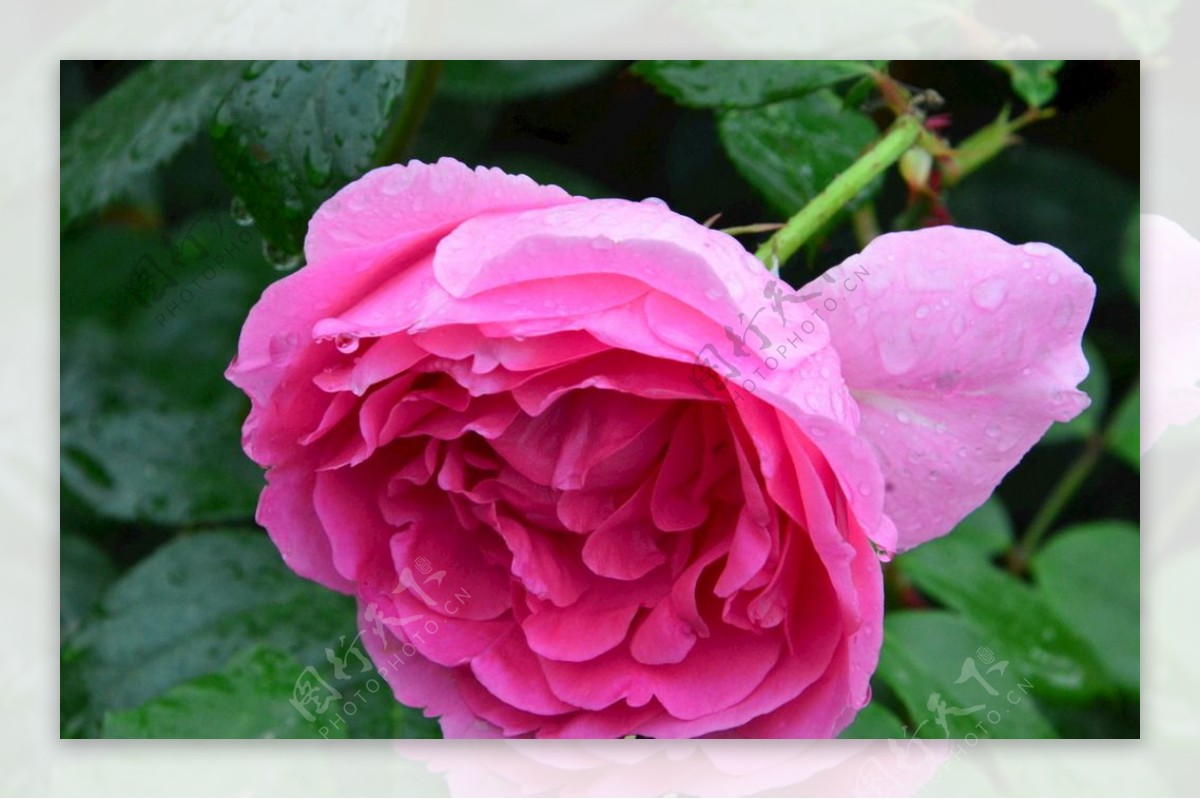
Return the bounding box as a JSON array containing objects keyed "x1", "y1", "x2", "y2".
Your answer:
[
  {"x1": 60, "y1": 213, "x2": 272, "y2": 525},
  {"x1": 877, "y1": 611, "x2": 1057, "y2": 738},
  {"x1": 60, "y1": 534, "x2": 117, "y2": 641},
  {"x1": 633, "y1": 60, "x2": 877, "y2": 109},
  {"x1": 1043, "y1": 339, "x2": 1110, "y2": 444},
  {"x1": 717, "y1": 91, "x2": 879, "y2": 217},
  {"x1": 927, "y1": 497, "x2": 1014, "y2": 561},
  {"x1": 210, "y1": 60, "x2": 409, "y2": 255},
  {"x1": 439, "y1": 60, "x2": 616, "y2": 102},
  {"x1": 990, "y1": 60, "x2": 1065, "y2": 107},
  {"x1": 1032, "y1": 521, "x2": 1140, "y2": 694},
  {"x1": 898, "y1": 509, "x2": 1111, "y2": 699},
  {"x1": 69, "y1": 530, "x2": 429, "y2": 738},
  {"x1": 102, "y1": 647, "x2": 342, "y2": 739},
  {"x1": 1107, "y1": 385, "x2": 1140, "y2": 469},
  {"x1": 71, "y1": 531, "x2": 353, "y2": 726},
  {"x1": 838, "y1": 701, "x2": 907, "y2": 738},
  {"x1": 61, "y1": 61, "x2": 245, "y2": 228}
]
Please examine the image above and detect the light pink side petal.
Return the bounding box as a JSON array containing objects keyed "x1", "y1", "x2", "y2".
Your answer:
[{"x1": 804, "y1": 227, "x2": 1095, "y2": 550}]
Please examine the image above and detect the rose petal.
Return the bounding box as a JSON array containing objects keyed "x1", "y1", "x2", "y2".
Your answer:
[{"x1": 803, "y1": 227, "x2": 1095, "y2": 549}]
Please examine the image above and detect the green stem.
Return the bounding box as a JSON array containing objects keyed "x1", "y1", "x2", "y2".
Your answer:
[
  {"x1": 756, "y1": 115, "x2": 922, "y2": 268},
  {"x1": 1008, "y1": 432, "x2": 1105, "y2": 575},
  {"x1": 947, "y1": 105, "x2": 1054, "y2": 186},
  {"x1": 378, "y1": 60, "x2": 443, "y2": 166}
]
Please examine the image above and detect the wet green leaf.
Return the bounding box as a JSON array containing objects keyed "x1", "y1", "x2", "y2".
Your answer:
[
  {"x1": 634, "y1": 60, "x2": 877, "y2": 109},
  {"x1": 210, "y1": 60, "x2": 409, "y2": 255},
  {"x1": 61, "y1": 60, "x2": 245, "y2": 228},
  {"x1": 717, "y1": 91, "x2": 879, "y2": 217}
]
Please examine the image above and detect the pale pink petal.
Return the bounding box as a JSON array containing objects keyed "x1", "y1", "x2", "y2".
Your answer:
[{"x1": 803, "y1": 227, "x2": 1095, "y2": 549}]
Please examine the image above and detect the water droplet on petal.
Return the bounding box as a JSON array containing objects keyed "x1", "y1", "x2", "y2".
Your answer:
[
  {"x1": 1047, "y1": 271, "x2": 1061, "y2": 285},
  {"x1": 915, "y1": 304, "x2": 929, "y2": 319},
  {"x1": 1021, "y1": 241, "x2": 1056, "y2": 257},
  {"x1": 878, "y1": 335, "x2": 919, "y2": 375},
  {"x1": 896, "y1": 410, "x2": 911, "y2": 424},
  {"x1": 985, "y1": 424, "x2": 1001, "y2": 438},
  {"x1": 871, "y1": 541, "x2": 894, "y2": 562},
  {"x1": 971, "y1": 277, "x2": 1007, "y2": 310},
  {"x1": 334, "y1": 334, "x2": 360, "y2": 354}
]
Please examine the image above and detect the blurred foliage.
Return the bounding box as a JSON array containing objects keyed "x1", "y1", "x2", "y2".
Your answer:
[{"x1": 59, "y1": 59, "x2": 1139, "y2": 740}]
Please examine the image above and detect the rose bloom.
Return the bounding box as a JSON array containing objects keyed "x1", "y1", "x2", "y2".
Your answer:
[{"x1": 227, "y1": 158, "x2": 1093, "y2": 738}]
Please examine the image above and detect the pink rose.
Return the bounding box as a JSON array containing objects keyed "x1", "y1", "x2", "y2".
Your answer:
[{"x1": 226, "y1": 157, "x2": 1093, "y2": 738}]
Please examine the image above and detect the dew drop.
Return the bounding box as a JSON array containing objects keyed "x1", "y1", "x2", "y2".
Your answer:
[
  {"x1": 915, "y1": 304, "x2": 929, "y2": 319},
  {"x1": 262, "y1": 240, "x2": 302, "y2": 271},
  {"x1": 243, "y1": 60, "x2": 271, "y2": 80},
  {"x1": 871, "y1": 541, "x2": 895, "y2": 562},
  {"x1": 1047, "y1": 271, "x2": 1061, "y2": 285},
  {"x1": 210, "y1": 103, "x2": 234, "y2": 139},
  {"x1": 878, "y1": 334, "x2": 919, "y2": 375},
  {"x1": 970, "y1": 278, "x2": 1007, "y2": 310},
  {"x1": 1021, "y1": 241, "x2": 1055, "y2": 257},
  {"x1": 985, "y1": 424, "x2": 1001, "y2": 438},
  {"x1": 896, "y1": 410, "x2": 912, "y2": 424},
  {"x1": 334, "y1": 334, "x2": 359, "y2": 354},
  {"x1": 304, "y1": 145, "x2": 334, "y2": 188},
  {"x1": 230, "y1": 196, "x2": 255, "y2": 226},
  {"x1": 1051, "y1": 299, "x2": 1074, "y2": 330}
]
